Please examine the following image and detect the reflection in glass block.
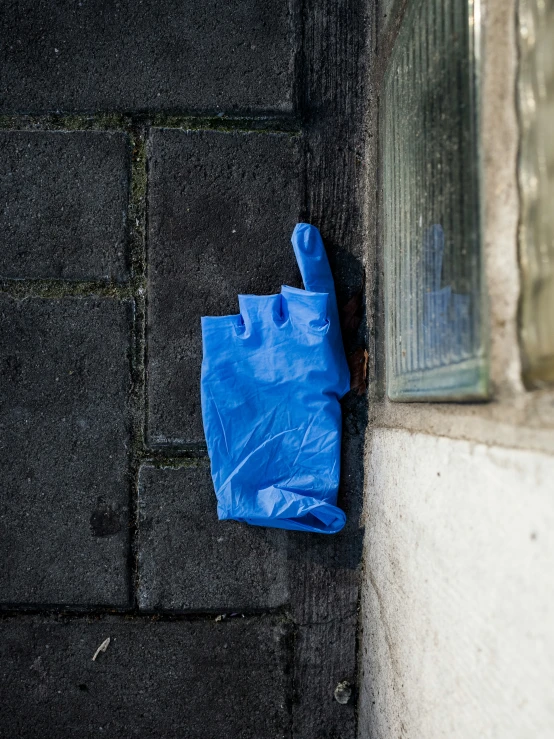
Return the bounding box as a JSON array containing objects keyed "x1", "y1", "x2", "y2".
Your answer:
[
  {"x1": 518, "y1": 0, "x2": 554, "y2": 387},
  {"x1": 382, "y1": 0, "x2": 488, "y2": 401}
]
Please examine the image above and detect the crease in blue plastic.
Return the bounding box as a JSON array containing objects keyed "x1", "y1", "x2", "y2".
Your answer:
[{"x1": 200, "y1": 223, "x2": 350, "y2": 534}]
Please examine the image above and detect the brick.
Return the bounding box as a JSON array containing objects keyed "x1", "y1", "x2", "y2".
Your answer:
[
  {"x1": 0, "y1": 297, "x2": 132, "y2": 606},
  {"x1": 137, "y1": 464, "x2": 289, "y2": 612},
  {"x1": 292, "y1": 619, "x2": 358, "y2": 738},
  {"x1": 0, "y1": 131, "x2": 129, "y2": 281},
  {"x1": 147, "y1": 129, "x2": 303, "y2": 445},
  {"x1": 0, "y1": 0, "x2": 297, "y2": 115},
  {"x1": 0, "y1": 614, "x2": 291, "y2": 739}
]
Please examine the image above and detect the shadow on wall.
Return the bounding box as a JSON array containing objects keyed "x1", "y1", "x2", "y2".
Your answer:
[{"x1": 287, "y1": 240, "x2": 368, "y2": 571}]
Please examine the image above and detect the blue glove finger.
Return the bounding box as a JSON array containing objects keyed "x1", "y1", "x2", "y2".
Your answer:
[
  {"x1": 291, "y1": 222, "x2": 336, "y2": 296},
  {"x1": 291, "y1": 223, "x2": 344, "y2": 353}
]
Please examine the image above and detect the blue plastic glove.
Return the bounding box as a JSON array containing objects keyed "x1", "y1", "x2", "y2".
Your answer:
[{"x1": 200, "y1": 223, "x2": 350, "y2": 533}]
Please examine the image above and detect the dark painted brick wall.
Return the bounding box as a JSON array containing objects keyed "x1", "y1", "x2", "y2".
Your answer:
[
  {"x1": 147, "y1": 129, "x2": 303, "y2": 445},
  {"x1": 0, "y1": 0, "x2": 368, "y2": 735},
  {"x1": 0, "y1": 615, "x2": 292, "y2": 739},
  {"x1": 137, "y1": 463, "x2": 289, "y2": 612},
  {"x1": 0, "y1": 0, "x2": 298, "y2": 115}
]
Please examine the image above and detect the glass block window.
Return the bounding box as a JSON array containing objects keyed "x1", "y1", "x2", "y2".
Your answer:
[
  {"x1": 382, "y1": 0, "x2": 488, "y2": 400},
  {"x1": 518, "y1": 0, "x2": 554, "y2": 387}
]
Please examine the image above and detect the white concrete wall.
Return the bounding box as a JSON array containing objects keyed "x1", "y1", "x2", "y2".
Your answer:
[{"x1": 358, "y1": 429, "x2": 554, "y2": 739}]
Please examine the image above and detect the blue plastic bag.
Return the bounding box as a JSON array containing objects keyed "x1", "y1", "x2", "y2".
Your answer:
[{"x1": 200, "y1": 223, "x2": 350, "y2": 533}]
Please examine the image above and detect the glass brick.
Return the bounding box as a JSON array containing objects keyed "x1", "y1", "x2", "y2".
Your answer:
[
  {"x1": 382, "y1": 0, "x2": 488, "y2": 400},
  {"x1": 518, "y1": 0, "x2": 554, "y2": 387}
]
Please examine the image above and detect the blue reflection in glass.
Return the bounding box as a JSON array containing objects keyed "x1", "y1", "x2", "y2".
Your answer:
[{"x1": 421, "y1": 224, "x2": 471, "y2": 365}]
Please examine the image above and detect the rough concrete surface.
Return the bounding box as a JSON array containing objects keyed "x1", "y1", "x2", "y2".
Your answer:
[
  {"x1": 480, "y1": 0, "x2": 522, "y2": 397},
  {"x1": 0, "y1": 0, "x2": 297, "y2": 114},
  {"x1": 0, "y1": 296, "x2": 132, "y2": 606},
  {"x1": 359, "y1": 429, "x2": 554, "y2": 739},
  {"x1": 147, "y1": 129, "x2": 303, "y2": 445},
  {"x1": 0, "y1": 615, "x2": 292, "y2": 739},
  {"x1": 0, "y1": 131, "x2": 130, "y2": 280},
  {"x1": 137, "y1": 464, "x2": 289, "y2": 611}
]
